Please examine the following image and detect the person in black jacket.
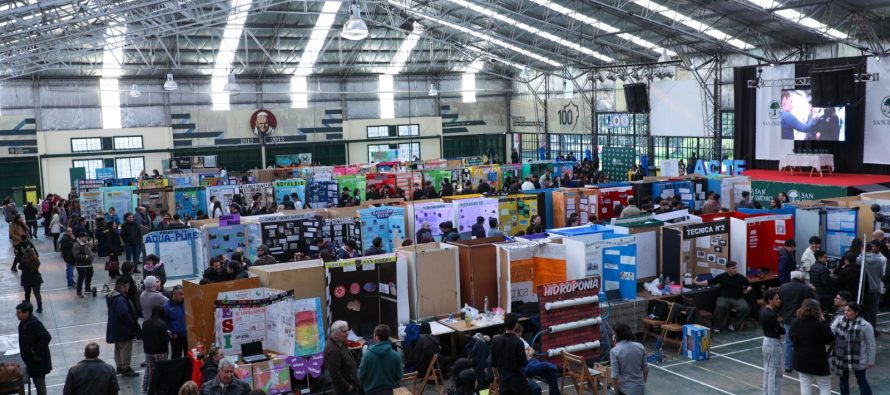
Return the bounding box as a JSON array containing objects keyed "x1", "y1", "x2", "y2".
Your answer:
[
  {"x1": 809, "y1": 251, "x2": 835, "y2": 309},
  {"x1": 106, "y1": 278, "x2": 140, "y2": 377},
  {"x1": 17, "y1": 301, "x2": 51, "y2": 395},
  {"x1": 324, "y1": 320, "x2": 360, "y2": 395},
  {"x1": 20, "y1": 247, "x2": 43, "y2": 313},
  {"x1": 23, "y1": 201, "x2": 38, "y2": 238},
  {"x1": 120, "y1": 213, "x2": 143, "y2": 267},
  {"x1": 201, "y1": 346, "x2": 226, "y2": 384},
  {"x1": 59, "y1": 227, "x2": 77, "y2": 288},
  {"x1": 142, "y1": 305, "x2": 170, "y2": 393},
  {"x1": 777, "y1": 271, "x2": 816, "y2": 372},
  {"x1": 63, "y1": 343, "x2": 119, "y2": 395},
  {"x1": 104, "y1": 221, "x2": 123, "y2": 277},
  {"x1": 789, "y1": 299, "x2": 834, "y2": 393},
  {"x1": 363, "y1": 237, "x2": 386, "y2": 256},
  {"x1": 471, "y1": 216, "x2": 487, "y2": 239},
  {"x1": 491, "y1": 313, "x2": 538, "y2": 395},
  {"x1": 440, "y1": 179, "x2": 454, "y2": 197},
  {"x1": 119, "y1": 261, "x2": 141, "y2": 318},
  {"x1": 203, "y1": 257, "x2": 227, "y2": 283},
  {"x1": 836, "y1": 254, "x2": 863, "y2": 303},
  {"x1": 406, "y1": 322, "x2": 440, "y2": 375},
  {"x1": 227, "y1": 261, "x2": 248, "y2": 280},
  {"x1": 439, "y1": 222, "x2": 459, "y2": 242}
]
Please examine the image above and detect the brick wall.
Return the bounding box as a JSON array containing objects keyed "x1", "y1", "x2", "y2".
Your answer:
[{"x1": 537, "y1": 278, "x2": 602, "y2": 365}]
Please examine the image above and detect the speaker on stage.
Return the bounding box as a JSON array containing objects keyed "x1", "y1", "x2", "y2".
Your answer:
[
  {"x1": 810, "y1": 67, "x2": 855, "y2": 107},
  {"x1": 624, "y1": 83, "x2": 650, "y2": 113}
]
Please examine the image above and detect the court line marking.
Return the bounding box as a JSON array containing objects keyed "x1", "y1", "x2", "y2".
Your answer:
[
  {"x1": 649, "y1": 363, "x2": 736, "y2": 395},
  {"x1": 710, "y1": 351, "x2": 841, "y2": 395}
]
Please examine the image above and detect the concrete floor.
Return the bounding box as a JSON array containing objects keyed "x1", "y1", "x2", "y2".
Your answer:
[{"x1": 1, "y1": 222, "x2": 888, "y2": 395}]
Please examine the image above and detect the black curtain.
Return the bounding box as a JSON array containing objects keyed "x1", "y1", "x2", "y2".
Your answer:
[{"x1": 733, "y1": 56, "x2": 889, "y2": 174}]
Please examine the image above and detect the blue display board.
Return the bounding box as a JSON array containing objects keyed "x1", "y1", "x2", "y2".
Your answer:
[
  {"x1": 308, "y1": 180, "x2": 339, "y2": 209},
  {"x1": 174, "y1": 187, "x2": 207, "y2": 218},
  {"x1": 144, "y1": 228, "x2": 205, "y2": 279},
  {"x1": 824, "y1": 208, "x2": 858, "y2": 258},
  {"x1": 207, "y1": 224, "x2": 247, "y2": 260},
  {"x1": 599, "y1": 235, "x2": 638, "y2": 300},
  {"x1": 358, "y1": 207, "x2": 405, "y2": 253},
  {"x1": 100, "y1": 186, "x2": 137, "y2": 214},
  {"x1": 652, "y1": 180, "x2": 695, "y2": 209}
]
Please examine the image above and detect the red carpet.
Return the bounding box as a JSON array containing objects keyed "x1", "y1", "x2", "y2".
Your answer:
[{"x1": 744, "y1": 169, "x2": 890, "y2": 187}]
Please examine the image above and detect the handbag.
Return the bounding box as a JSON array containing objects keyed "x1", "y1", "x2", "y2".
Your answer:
[
  {"x1": 105, "y1": 260, "x2": 120, "y2": 272},
  {"x1": 0, "y1": 362, "x2": 23, "y2": 383}
]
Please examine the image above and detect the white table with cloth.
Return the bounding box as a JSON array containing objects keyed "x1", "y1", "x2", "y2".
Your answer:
[{"x1": 778, "y1": 154, "x2": 834, "y2": 176}]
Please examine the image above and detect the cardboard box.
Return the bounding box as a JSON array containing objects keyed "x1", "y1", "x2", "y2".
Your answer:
[
  {"x1": 396, "y1": 243, "x2": 460, "y2": 320},
  {"x1": 183, "y1": 277, "x2": 260, "y2": 350},
  {"x1": 682, "y1": 324, "x2": 710, "y2": 360},
  {"x1": 249, "y1": 259, "x2": 328, "y2": 325}
]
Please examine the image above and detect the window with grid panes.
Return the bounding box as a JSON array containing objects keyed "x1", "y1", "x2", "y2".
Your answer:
[
  {"x1": 398, "y1": 124, "x2": 419, "y2": 136},
  {"x1": 720, "y1": 111, "x2": 734, "y2": 160},
  {"x1": 113, "y1": 136, "x2": 143, "y2": 150},
  {"x1": 71, "y1": 138, "x2": 102, "y2": 152},
  {"x1": 73, "y1": 159, "x2": 104, "y2": 179},
  {"x1": 115, "y1": 157, "x2": 144, "y2": 179},
  {"x1": 367, "y1": 126, "x2": 389, "y2": 138},
  {"x1": 596, "y1": 113, "x2": 649, "y2": 167},
  {"x1": 518, "y1": 133, "x2": 541, "y2": 162}
]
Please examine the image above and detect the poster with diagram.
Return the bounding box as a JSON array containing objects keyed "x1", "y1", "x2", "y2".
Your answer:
[
  {"x1": 358, "y1": 207, "x2": 405, "y2": 253},
  {"x1": 174, "y1": 187, "x2": 207, "y2": 218},
  {"x1": 454, "y1": 198, "x2": 499, "y2": 237},
  {"x1": 101, "y1": 186, "x2": 136, "y2": 214},
  {"x1": 214, "y1": 288, "x2": 294, "y2": 355},
  {"x1": 143, "y1": 227, "x2": 205, "y2": 279},
  {"x1": 324, "y1": 255, "x2": 407, "y2": 337},
  {"x1": 411, "y1": 202, "x2": 454, "y2": 237},
  {"x1": 207, "y1": 224, "x2": 247, "y2": 261}
]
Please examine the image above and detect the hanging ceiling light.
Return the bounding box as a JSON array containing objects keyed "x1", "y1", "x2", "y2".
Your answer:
[
  {"x1": 163, "y1": 74, "x2": 178, "y2": 91},
  {"x1": 658, "y1": 48, "x2": 671, "y2": 63},
  {"x1": 129, "y1": 84, "x2": 141, "y2": 98},
  {"x1": 518, "y1": 66, "x2": 530, "y2": 81},
  {"x1": 341, "y1": 1, "x2": 369, "y2": 41},
  {"x1": 428, "y1": 82, "x2": 438, "y2": 96},
  {"x1": 224, "y1": 72, "x2": 241, "y2": 93}
]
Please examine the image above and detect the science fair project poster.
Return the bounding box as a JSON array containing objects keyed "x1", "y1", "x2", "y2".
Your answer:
[{"x1": 144, "y1": 228, "x2": 205, "y2": 278}]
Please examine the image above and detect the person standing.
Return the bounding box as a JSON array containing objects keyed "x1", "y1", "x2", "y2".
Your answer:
[
  {"x1": 809, "y1": 251, "x2": 835, "y2": 309},
  {"x1": 23, "y1": 201, "x2": 38, "y2": 238},
  {"x1": 121, "y1": 213, "x2": 143, "y2": 267},
  {"x1": 73, "y1": 231, "x2": 95, "y2": 298},
  {"x1": 358, "y1": 325, "x2": 403, "y2": 395},
  {"x1": 778, "y1": 271, "x2": 816, "y2": 373},
  {"x1": 59, "y1": 227, "x2": 76, "y2": 288},
  {"x1": 491, "y1": 313, "x2": 538, "y2": 395},
  {"x1": 694, "y1": 261, "x2": 752, "y2": 333},
  {"x1": 165, "y1": 285, "x2": 189, "y2": 358},
  {"x1": 800, "y1": 236, "x2": 821, "y2": 283},
  {"x1": 471, "y1": 216, "x2": 487, "y2": 238},
  {"x1": 415, "y1": 222, "x2": 432, "y2": 243},
  {"x1": 324, "y1": 320, "x2": 360, "y2": 395},
  {"x1": 777, "y1": 239, "x2": 797, "y2": 284},
  {"x1": 789, "y1": 299, "x2": 834, "y2": 395},
  {"x1": 63, "y1": 343, "x2": 120, "y2": 395},
  {"x1": 106, "y1": 278, "x2": 140, "y2": 377},
  {"x1": 144, "y1": 254, "x2": 167, "y2": 289},
  {"x1": 830, "y1": 303, "x2": 875, "y2": 395},
  {"x1": 103, "y1": 221, "x2": 123, "y2": 278},
  {"x1": 759, "y1": 289, "x2": 784, "y2": 395},
  {"x1": 142, "y1": 305, "x2": 170, "y2": 394},
  {"x1": 141, "y1": 276, "x2": 169, "y2": 321},
  {"x1": 861, "y1": 240, "x2": 886, "y2": 333},
  {"x1": 253, "y1": 245, "x2": 278, "y2": 266},
  {"x1": 19, "y1": 246, "x2": 44, "y2": 313},
  {"x1": 49, "y1": 208, "x2": 61, "y2": 251},
  {"x1": 609, "y1": 322, "x2": 648, "y2": 395},
  {"x1": 119, "y1": 261, "x2": 141, "y2": 318},
  {"x1": 736, "y1": 190, "x2": 754, "y2": 209},
  {"x1": 16, "y1": 301, "x2": 51, "y2": 395},
  {"x1": 363, "y1": 237, "x2": 386, "y2": 256},
  {"x1": 830, "y1": 291, "x2": 854, "y2": 330},
  {"x1": 10, "y1": 214, "x2": 30, "y2": 272},
  {"x1": 487, "y1": 218, "x2": 505, "y2": 238}
]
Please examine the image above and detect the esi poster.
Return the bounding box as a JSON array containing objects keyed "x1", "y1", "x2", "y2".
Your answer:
[
  {"x1": 144, "y1": 228, "x2": 205, "y2": 279},
  {"x1": 358, "y1": 207, "x2": 405, "y2": 253},
  {"x1": 214, "y1": 288, "x2": 295, "y2": 356}
]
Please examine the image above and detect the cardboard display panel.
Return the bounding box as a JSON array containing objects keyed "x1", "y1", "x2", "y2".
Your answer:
[
  {"x1": 552, "y1": 189, "x2": 581, "y2": 228},
  {"x1": 207, "y1": 223, "x2": 249, "y2": 261},
  {"x1": 249, "y1": 260, "x2": 329, "y2": 325},
  {"x1": 537, "y1": 277, "x2": 602, "y2": 365},
  {"x1": 241, "y1": 183, "x2": 276, "y2": 208},
  {"x1": 308, "y1": 180, "x2": 339, "y2": 208},
  {"x1": 397, "y1": 243, "x2": 460, "y2": 320},
  {"x1": 174, "y1": 186, "x2": 207, "y2": 218},
  {"x1": 408, "y1": 201, "x2": 455, "y2": 238},
  {"x1": 358, "y1": 206, "x2": 405, "y2": 253},
  {"x1": 207, "y1": 185, "x2": 241, "y2": 215},
  {"x1": 324, "y1": 216, "x2": 362, "y2": 252},
  {"x1": 497, "y1": 194, "x2": 540, "y2": 236},
  {"x1": 101, "y1": 186, "x2": 137, "y2": 214},
  {"x1": 499, "y1": 240, "x2": 568, "y2": 309},
  {"x1": 451, "y1": 237, "x2": 506, "y2": 310},
  {"x1": 730, "y1": 212, "x2": 795, "y2": 276},
  {"x1": 214, "y1": 287, "x2": 295, "y2": 356},
  {"x1": 144, "y1": 227, "x2": 205, "y2": 278},
  {"x1": 137, "y1": 187, "x2": 171, "y2": 217},
  {"x1": 183, "y1": 277, "x2": 261, "y2": 349},
  {"x1": 454, "y1": 198, "x2": 499, "y2": 237}
]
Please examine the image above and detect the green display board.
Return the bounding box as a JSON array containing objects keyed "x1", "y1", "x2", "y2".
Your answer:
[
  {"x1": 336, "y1": 175, "x2": 367, "y2": 201},
  {"x1": 602, "y1": 147, "x2": 636, "y2": 182},
  {"x1": 751, "y1": 181, "x2": 847, "y2": 205},
  {"x1": 422, "y1": 169, "x2": 453, "y2": 194}
]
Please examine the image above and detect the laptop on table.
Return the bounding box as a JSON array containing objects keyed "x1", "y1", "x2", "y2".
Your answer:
[{"x1": 240, "y1": 341, "x2": 269, "y2": 364}]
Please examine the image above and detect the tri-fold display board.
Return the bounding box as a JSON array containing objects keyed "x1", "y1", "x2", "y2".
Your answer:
[
  {"x1": 498, "y1": 239, "x2": 569, "y2": 309},
  {"x1": 730, "y1": 212, "x2": 795, "y2": 275},
  {"x1": 662, "y1": 218, "x2": 731, "y2": 282},
  {"x1": 396, "y1": 243, "x2": 461, "y2": 320},
  {"x1": 324, "y1": 254, "x2": 408, "y2": 337},
  {"x1": 794, "y1": 206, "x2": 858, "y2": 259},
  {"x1": 552, "y1": 189, "x2": 582, "y2": 228}
]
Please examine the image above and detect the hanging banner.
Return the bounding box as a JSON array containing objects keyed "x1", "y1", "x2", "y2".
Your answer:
[
  {"x1": 864, "y1": 57, "x2": 890, "y2": 164},
  {"x1": 755, "y1": 64, "x2": 796, "y2": 160}
]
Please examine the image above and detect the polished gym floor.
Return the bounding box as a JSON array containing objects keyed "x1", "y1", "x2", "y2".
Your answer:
[{"x1": 0, "y1": 222, "x2": 887, "y2": 394}]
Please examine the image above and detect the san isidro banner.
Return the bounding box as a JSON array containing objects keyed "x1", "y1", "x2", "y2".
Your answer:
[
  {"x1": 863, "y1": 57, "x2": 890, "y2": 164},
  {"x1": 755, "y1": 64, "x2": 795, "y2": 161}
]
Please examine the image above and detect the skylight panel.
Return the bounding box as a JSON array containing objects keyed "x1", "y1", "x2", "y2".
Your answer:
[
  {"x1": 744, "y1": 0, "x2": 847, "y2": 40},
  {"x1": 211, "y1": 0, "x2": 253, "y2": 111},
  {"x1": 631, "y1": 0, "x2": 753, "y2": 50}
]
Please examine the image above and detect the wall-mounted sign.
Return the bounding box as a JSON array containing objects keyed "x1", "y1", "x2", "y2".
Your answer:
[{"x1": 691, "y1": 159, "x2": 746, "y2": 176}]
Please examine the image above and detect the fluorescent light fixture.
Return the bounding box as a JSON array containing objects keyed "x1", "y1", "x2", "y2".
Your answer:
[
  {"x1": 212, "y1": 0, "x2": 253, "y2": 110},
  {"x1": 224, "y1": 72, "x2": 240, "y2": 93},
  {"x1": 387, "y1": 0, "x2": 561, "y2": 67},
  {"x1": 379, "y1": 74, "x2": 395, "y2": 119},
  {"x1": 446, "y1": 0, "x2": 614, "y2": 62},
  {"x1": 100, "y1": 78, "x2": 122, "y2": 129},
  {"x1": 129, "y1": 84, "x2": 141, "y2": 98},
  {"x1": 291, "y1": 75, "x2": 309, "y2": 109},
  {"x1": 743, "y1": 0, "x2": 847, "y2": 40},
  {"x1": 341, "y1": 1, "x2": 369, "y2": 41},
  {"x1": 295, "y1": 1, "x2": 342, "y2": 76},
  {"x1": 428, "y1": 82, "x2": 438, "y2": 96},
  {"x1": 163, "y1": 74, "x2": 178, "y2": 91},
  {"x1": 385, "y1": 23, "x2": 423, "y2": 74},
  {"x1": 527, "y1": 0, "x2": 676, "y2": 57},
  {"x1": 631, "y1": 1, "x2": 753, "y2": 50}
]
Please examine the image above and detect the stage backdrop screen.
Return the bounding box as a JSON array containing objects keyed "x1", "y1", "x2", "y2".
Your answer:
[{"x1": 779, "y1": 89, "x2": 846, "y2": 141}]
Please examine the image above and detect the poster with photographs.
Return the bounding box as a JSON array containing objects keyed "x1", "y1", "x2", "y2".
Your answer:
[
  {"x1": 206, "y1": 185, "x2": 240, "y2": 215},
  {"x1": 173, "y1": 187, "x2": 207, "y2": 219},
  {"x1": 259, "y1": 214, "x2": 322, "y2": 261},
  {"x1": 308, "y1": 180, "x2": 339, "y2": 209},
  {"x1": 138, "y1": 188, "x2": 170, "y2": 217},
  {"x1": 208, "y1": 224, "x2": 247, "y2": 261},
  {"x1": 358, "y1": 207, "x2": 405, "y2": 253},
  {"x1": 324, "y1": 217, "x2": 362, "y2": 251},
  {"x1": 241, "y1": 183, "x2": 276, "y2": 209}
]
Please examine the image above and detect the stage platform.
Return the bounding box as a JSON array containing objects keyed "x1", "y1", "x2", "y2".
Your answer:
[{"x1": 744, "y1": 169, "x2": 890, "y2": 188}]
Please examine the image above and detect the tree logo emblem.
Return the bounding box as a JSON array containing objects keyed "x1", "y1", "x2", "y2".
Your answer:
[
  {"x1": 768, "y1": 100, "x2": 781, "y2": 119},
  {"x1": 882, "y1": 96, "x2": 890, "y2": 118},
  {"x1": 787, "y1": 189, "x2": 799, "y2": 202}
]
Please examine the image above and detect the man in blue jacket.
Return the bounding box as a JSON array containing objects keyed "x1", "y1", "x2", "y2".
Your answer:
[
  {"x1": 777, "y1": 239, "x2": 797, "y2": 284},
  {"x1": 106, "y1": 278, "x2": 140, "y2": 377},
  {"x1": 165, "y1": 285, "x2": 188, "y2": 358},
  {"x1": 358, "y1": 325, "x2": 403, "y2": 395}
]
